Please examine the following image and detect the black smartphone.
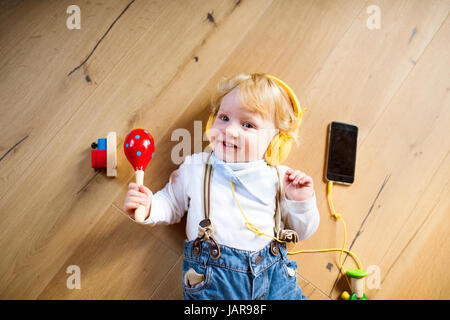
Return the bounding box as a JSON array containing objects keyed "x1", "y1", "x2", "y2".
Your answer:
[{"x1": 325, "y1": 121, "x2": 358, "y2": 185}]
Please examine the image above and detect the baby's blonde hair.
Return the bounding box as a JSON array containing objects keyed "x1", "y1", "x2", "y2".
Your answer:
[{"x1": 209, "y1": 72, "x2": 300, "y2": 143}]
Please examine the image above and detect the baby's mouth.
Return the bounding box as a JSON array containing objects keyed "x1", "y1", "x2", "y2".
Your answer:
[{"x1": 221, "y1": 140, "x2": 238, "y2": 149}]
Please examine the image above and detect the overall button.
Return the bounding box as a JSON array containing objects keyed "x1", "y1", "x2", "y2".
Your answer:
[
  {"x1": 192, "y1": 239, "x2": 202, "y2": 257},
  {"x1": 270, "y1": 241, "x2": 279, "y2": 256},
  {"x1": 254, "y1": 255, "x2": 263, "y2": 265},
  {"x1": 287, "y1": 267, "x2": 296, "y2": 277},
  {"x1": 210, "y1": 244, "x2": 220, "y2": 259}
]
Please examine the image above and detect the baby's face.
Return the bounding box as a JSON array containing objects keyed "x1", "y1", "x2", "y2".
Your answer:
[{"x1": 209, "y1": 88, "x2": 277, "y2": 163}]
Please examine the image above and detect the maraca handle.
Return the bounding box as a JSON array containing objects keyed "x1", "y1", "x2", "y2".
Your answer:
[
  {"x1": 136, "y1": 169, "x2": 144, "y2": 186},
  {"x1": 134, "y1": 170, "x2": 147, "y2": 223}
]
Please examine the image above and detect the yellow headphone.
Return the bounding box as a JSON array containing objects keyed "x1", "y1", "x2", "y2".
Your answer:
[{"x1": 205, "y1": 74, "x2": 307, "y2": 166}]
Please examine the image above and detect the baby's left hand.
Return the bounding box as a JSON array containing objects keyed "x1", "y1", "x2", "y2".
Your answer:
[{"x1": 283, "y1": 169, "x2": 314, "y2": 201}]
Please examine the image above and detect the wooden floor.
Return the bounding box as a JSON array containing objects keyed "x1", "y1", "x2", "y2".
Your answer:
[{"x1": 0, "y1": 0, "x2": 449, "y2": 300}]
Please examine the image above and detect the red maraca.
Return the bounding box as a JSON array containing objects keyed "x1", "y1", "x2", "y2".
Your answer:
[{"x1": 124, "y1": 129, "x2": 155, "y2": 222}]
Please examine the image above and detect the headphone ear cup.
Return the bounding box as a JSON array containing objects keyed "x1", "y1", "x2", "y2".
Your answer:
[
  {"x1": 265, "y1": 132, "x2": 294, "y2": 166},
  {"x1": 265, "y1": 134, "x2": 282, "y2": 166},
  {"x1": 205, "y1": 115, "x2": 215, "y2": 140},
  {"x1": 278, "y1": 138, "x2": 294, "y2": 164}
]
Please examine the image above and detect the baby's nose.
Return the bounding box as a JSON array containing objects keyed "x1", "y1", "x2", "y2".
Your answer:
[{"x1": 225, "y1": 125, "x2": 239, "y2": 138}]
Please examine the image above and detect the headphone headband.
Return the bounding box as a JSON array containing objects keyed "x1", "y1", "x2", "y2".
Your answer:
[{"x1": 264, "y1": 74, "x2": 306, "y2": 120}]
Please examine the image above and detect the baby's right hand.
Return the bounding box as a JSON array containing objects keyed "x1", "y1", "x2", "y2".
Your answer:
[{"x1": 123, "y1": 183, "x2": 153, "y2": 221}]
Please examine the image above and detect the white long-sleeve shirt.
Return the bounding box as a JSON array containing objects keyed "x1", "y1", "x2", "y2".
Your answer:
[{"x1": 140, "y1": 152, "x2": 320, "y2": 251}]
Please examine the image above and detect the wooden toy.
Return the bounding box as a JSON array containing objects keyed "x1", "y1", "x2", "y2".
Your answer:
[
  {"x1": 124, "y1": 129, "x2": 155, "y2": 223},
  {"x1": 341, "y1": 269, "x2": 368, "y2": 300},
  {"x1": 91, "y1": 132, "x2": 117, "y2": 177}
]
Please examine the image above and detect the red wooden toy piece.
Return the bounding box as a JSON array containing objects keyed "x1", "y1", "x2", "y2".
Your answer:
[
  {"x1": 91, "y1": 149, "x2": 107, "y2": 168},
  {"x1": 91, "y1": 132, "x2": 117, "y2": 177},
  {"x1": 124, "y1": 129, "x2": 155, "y2": 223}
]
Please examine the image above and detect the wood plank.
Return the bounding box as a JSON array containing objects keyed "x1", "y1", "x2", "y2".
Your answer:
[
  {"x1": 0, "y1": 0, "x2": 163, "y2": 202},
  {"x1": 150, "y1": 255, "x2": 183, "y2": 300},
  {"x1": 297, "y1": 275, "x2": 331, "y2": 300},
  {"x1": 372, "y1": 154, "x2": 450, "y2": 299},
  {"x1": 328, "y1": 16, "x2": 450, "y2": 299},
  {"x1": 0, "y1": 0, "x2": 60, "y2": 62},
  {"x1": 0, "y1": 0, "x2": 272, "y2": 299},
  {"x1": 112, "y1": 0, "x2": 367, "y2": 278},
  {"x1": 1, "y1": 0, "x2": 448, "y2": 300},
  {"x1": 38, "y1": 205, "x2": 179, "y2": 299},
  {"x1": 114, "y1": 0, "x2": 443, "y2": 299},
  {"x1": 283, "y1": 0, "x2": 450, "y2": 298}
]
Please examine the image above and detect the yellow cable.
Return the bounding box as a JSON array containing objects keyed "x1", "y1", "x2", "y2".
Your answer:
[
  {"x1": 230, "y1": 181, "x2": 287, "y2": 244},
  {"x1": 230, "y1": 179, "x2": 364, "y2": 295}
]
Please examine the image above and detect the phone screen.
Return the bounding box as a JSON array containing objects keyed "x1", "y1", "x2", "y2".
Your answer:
[{"x1": 326, "y1": 122, "x2": 358, "y2": 184}]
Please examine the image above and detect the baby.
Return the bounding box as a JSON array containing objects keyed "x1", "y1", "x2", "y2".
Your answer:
[{"x1": 124, "y1": 73, "x2": 320, "y2": 300}]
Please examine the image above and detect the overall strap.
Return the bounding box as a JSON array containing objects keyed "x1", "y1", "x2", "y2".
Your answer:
[
  {"x1": 192, "y1": 152, "x2": 220, "y2": 259},
  {"x1": 274, "y1": 166, "x2": 299, "y2": 244},
  {"x1": 202, "y1": 152, "x2": 213, "y2": 221},
  {"x1": 274, "y1": 166, "x2": 282, "y2": 238}
]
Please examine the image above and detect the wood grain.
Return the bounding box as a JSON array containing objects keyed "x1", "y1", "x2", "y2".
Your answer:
[{"x1": 0, "y1": 0, "x2": 448, "y2": 299}]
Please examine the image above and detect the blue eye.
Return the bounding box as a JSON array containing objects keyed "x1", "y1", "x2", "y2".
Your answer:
[
  {"x1": 243, "y1": 122, "x2": 254, "y2": 129},
  {"x1": 219, "y1": 115, "x2": 229, "y2": 121}
]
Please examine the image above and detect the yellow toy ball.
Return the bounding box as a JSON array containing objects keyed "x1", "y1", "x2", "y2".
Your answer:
[{"x1": 341, "y1": 291, "x2": 351, "y2": 300}]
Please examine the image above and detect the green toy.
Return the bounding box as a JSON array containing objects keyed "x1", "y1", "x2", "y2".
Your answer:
[{"x1": 341, "y1": 269, "x2": 368, "y2": 300}]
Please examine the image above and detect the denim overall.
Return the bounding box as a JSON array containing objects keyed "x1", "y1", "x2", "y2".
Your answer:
[{"x1": 182, "y1": 153, "x2": 307, "y2": 300}]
